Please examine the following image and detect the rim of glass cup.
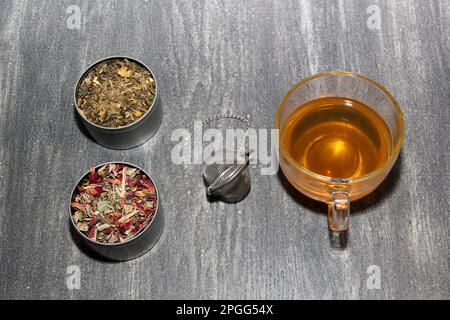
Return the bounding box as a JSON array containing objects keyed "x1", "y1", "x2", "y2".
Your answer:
[{"x1": 275, "y1": 71, "x2": 405, "y2": 185}]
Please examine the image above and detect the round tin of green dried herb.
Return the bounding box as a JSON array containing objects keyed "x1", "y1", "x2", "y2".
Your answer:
[
  {"x1": 74, "y1": 56, "x2": 162, "y2": 149},
  {"x1": 69, "y1": 162, "x2": 164, "y2": 261}
]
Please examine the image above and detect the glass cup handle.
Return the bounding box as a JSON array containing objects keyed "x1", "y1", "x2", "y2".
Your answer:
[{"x1": 328, "y1": 190, "x2": 350, "y2": 232}]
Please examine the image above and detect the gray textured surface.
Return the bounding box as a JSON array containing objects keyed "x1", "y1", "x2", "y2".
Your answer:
[{"x1": 0, "y1": 0, "x2": 448, "y2": 300}]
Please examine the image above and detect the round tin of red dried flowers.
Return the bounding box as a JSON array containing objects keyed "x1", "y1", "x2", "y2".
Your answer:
[{"x1": 69, "y1": 162, "x2": 164, "y2": 261}]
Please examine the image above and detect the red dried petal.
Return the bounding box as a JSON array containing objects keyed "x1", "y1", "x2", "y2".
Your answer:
[
  {"x1": 134, "y1": 177, "x2": 144, "y2": 190},
  {"x1": 108, "y1": 212, "x2": 122, "y2": 222},
  {"x1": 89, "y1": 168, "x2": 103, "y2": 184},
  {"x1": 144, "y1": 180, "x2": 156, "y2": 193},
  {"x1": 90, "y1": 186, "x2": 103, "y2": 197},
  {"x1": 136, "y1": 202, "x2": 144, "y2": 210},
  {"x1": 119, "y1": 220, "x2": 132, "y2": 233}
]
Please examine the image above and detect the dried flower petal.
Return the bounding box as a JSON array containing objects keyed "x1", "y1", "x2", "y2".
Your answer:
[
  {"x1": 119, "y1": 220, "x2": 132, "y2": 233},
  {"x1": 71, "y1": 202, "x2": 87, "y2": 210},
  {"x1": 88, "y1": 227, "x2": 97, "y2": 240},
  {"x1": 89, "y1": 168, "x2": 103, "y2": 184},
  {"x1": 117, "y1": 66, "x2": 132, "y2": 78},
  {"x1": 89, "y1": 186, "x2": 103, "y2": 197}
]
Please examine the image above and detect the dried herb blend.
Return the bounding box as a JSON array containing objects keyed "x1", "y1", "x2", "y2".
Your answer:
[
  {"x1": 76, "y1": 58, "x2": 156, "y2": 128},
  {"x1": 71, "y1": 164, "x2": 157, "y2": 243}
]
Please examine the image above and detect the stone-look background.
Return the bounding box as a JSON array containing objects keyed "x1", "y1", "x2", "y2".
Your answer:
[{"x1": 0, "y1": 0, "x2": 448, "y2": 299}]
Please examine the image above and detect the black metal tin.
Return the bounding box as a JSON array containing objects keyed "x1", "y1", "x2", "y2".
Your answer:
[
  {"x1": 74, "y1": 56, "x2": 162, "y2": 149},
  {"x1": 69, "y1": 162, "x2": 164, "y2": 261}
]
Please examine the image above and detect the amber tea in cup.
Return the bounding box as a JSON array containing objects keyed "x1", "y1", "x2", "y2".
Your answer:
[
  {"x1": 276, "y1": 72, "x2": 404, "y2": 232},
  {"x1": 282, "y1": 97, "x2": 392, "y2": 179}
]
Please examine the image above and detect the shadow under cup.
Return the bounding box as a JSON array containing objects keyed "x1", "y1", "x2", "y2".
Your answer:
[{"x1": 275, "y1": 72, "x2": 405, "y2": 232}]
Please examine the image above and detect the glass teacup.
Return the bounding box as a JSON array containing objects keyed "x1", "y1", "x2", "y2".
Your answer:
[{"x1": 275, "y1": 72, "x2": 405, "y2": 232}]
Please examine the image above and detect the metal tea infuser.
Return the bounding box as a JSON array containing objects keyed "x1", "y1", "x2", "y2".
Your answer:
[{"x1": 200, "y1": 113, "x2": 252, "y2": 203}]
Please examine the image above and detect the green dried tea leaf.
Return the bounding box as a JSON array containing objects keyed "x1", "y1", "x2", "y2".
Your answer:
[{"x1": 97, "y1": 200, "x2": 113, "y2": 214}]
